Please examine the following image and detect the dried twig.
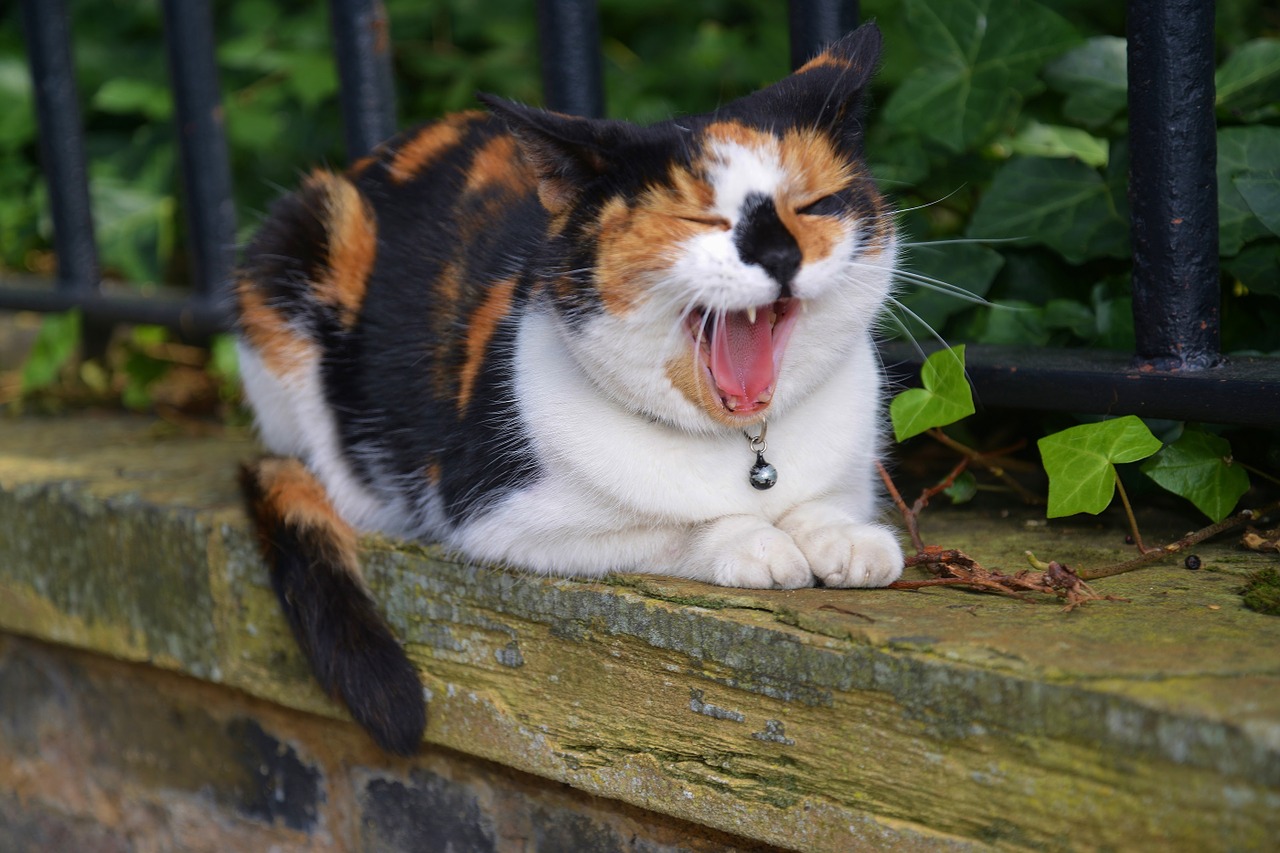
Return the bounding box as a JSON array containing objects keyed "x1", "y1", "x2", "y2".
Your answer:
[
  {"x1": 890, "y1": 544, "x2": 1121, "y2": 610},
  {"x1": 927, "y1": 429, "x2": 1043, "y2": 505},
  {"x1": 877, "y1": 460, "x2": 925, "y2": 553},
  {"x1": 1078, "y1": 499, "x2": 1280, "y2": 580},
  {"x1": 878, "y1": 461, "x2": 1118, "y2": 609}
]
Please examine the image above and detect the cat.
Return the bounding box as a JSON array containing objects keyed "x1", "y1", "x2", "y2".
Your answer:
[{"x1": 236, "y1": 23, "x2": 903, "y2": 755}]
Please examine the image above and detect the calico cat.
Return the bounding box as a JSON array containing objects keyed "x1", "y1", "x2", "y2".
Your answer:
[{"x1": 237, "y1": 23, "x2": 903, "y2": 755}]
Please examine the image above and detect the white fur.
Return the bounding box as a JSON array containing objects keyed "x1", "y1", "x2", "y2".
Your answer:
[
  {"x1": 238, "y1": 339, "x2": 415, "y2": 538},
  {"x1": 446, "y1": 306, "x2": 902, "y2": 587}
]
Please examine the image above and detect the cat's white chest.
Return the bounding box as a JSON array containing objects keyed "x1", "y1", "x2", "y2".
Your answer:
[{"x1": 445, "y1": 309, "x2": 886, "y2": 574}]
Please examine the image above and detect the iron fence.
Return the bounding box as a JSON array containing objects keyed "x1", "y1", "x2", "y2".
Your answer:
[{"x1": 6, "y1": 0, "x2": 1278, "y2": 426}]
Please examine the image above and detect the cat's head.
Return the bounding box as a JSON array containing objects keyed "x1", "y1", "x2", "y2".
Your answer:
[{"x1": 481, "y1": 23, "x2": 894, "y2": 433}]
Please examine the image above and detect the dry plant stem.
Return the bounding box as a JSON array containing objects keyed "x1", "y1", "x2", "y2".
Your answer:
[
  {"x1": 877, "y1": 460, "x2": 925, "y2": 552},
  {"x1": 1112, "y1": 472, "x2": 1156, "y2": 554},
  {"x1": 927, "y1": 428, "x2": 1043, "y2": 505},
  {"x1": 912, "y1": 458, "x2": 969, "y2": 517},
  {"x1": 1080, "y1": 498, "x2": 1280, "y2": 580},
  {"x1": 879, "y1": 462, "x2": 1118, "y2": 609},
  {"x1": 1239, "y1": 462, "x2": 1280, "y2": 488}
]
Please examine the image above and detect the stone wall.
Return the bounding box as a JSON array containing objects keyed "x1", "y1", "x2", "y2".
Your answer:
[
  {"x1": 0, "y1": 635, "x2": 762, "y2": 852},
  {"x1": 1, "y1": 415, "x2": 1277, "y2": 850}
]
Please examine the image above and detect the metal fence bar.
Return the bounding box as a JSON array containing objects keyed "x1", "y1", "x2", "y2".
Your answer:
[
  {"x1": 1126, "y1": 0, "x2": 1221, "y2": 370},
  {"x1": 17, "y1": 0, "x2": 99, "y2": 295},
  {"x1": 160, "y1": 0, "x2": 236, "y2": 322},
  {"x1": 0, "y1": 282, "x2": 229, "y2": 337},
  {"x1": 787, "y1": 0, "x2": 859, "y2": 68},
  {"x1": 330, "y1": 0, "x2": 397, "y2": 160},
  {"x1": 536, "y1": 0, "x2": 604, "y2": 117},
  {"x1": 882, "y1": 343, "x2": 1278, "y2": 428}
]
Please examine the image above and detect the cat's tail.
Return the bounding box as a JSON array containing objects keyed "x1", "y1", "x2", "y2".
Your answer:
[{"x1": 239, "y1": 456, "x2": 426, "y2": 756}]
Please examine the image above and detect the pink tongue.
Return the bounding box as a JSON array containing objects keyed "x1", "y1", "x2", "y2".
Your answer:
[{"x1": 709, "y1": 307, "x2": 775, "y2": 401}]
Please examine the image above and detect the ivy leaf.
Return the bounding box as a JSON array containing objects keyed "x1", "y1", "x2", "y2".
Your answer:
[
  {"x1": 891, "y1": 345, "x2": 975, "y2": 441},
  {"x1": 945, "y1": 470, "x2": 978, "y2": 505},
  {"x1": 967, "y1": 156, "x2": 1129, "y2": 263},
  {"x1": 1218, "y1": 126, "x2": 1280, "y2": 255},
  {"x1": 893, "y1": 242, "x2": 1004, "y2": 340},
  {"x1": 92, "y1": 78, "x2": 173, "y2": 121},
  {"x1": 1224, "y1": 242, "x2": 1280, "y2": 297},
  {"x1": 883, "y1": 0, "x2": 1079, "y2": 153},
  {"x1": 1141, "y1": 429, "x2": 1250, "y2": 523},
  {"x1": 1233, "y1": 171, "x2": 1280, "y2": 237},
  {"x1": 1043, "y1": 36, "x2": 1128, "y2": 127},
  {"x1": 21, "y1": 310, "x2": 81, "y2": 393},
  {"x1": 1002, "y1": 121, "x2": 1109, "y2": 168},
  {"x1": 1038, "y1": 416, "x2": 1162, "y2": 517},
  {"x1": 1216, "y1": 38, "x2": 1280, "y2": 116}
]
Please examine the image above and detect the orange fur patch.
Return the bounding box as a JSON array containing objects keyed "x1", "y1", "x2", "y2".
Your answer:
[
  {"x1": 593, "y1": 192, "x2": 707, "y2": 316},
  {"x1": 703, "y1": 121, "x2": 777, "y2": 152},
  {"x1": 464, "y1": 134, "x2": 535, "y2": 195},
  {"x1": 306, "y1": 172, "x2": 378, "y2": 328},
  {"x1": 796, "y1": 53, "x2": 854, "y2": 74},
  {"x1": 387, "y1": 113, "x2": 482, "y2": 184},
  {"x1": 236, "y1": 280, "x2": 315, "y2": 377},
  {"x1": 255, "y1": 456, "x2": 358, "y2": 565},
  {"x1": 665, "y1": 350, "x2": 766, "y2": 428},
  {"x1": 779, "y1": 129, "x2": 858, "y2": 266},
  {"x1": 457, "y1": 277, "x2": 518, "y2": 412},
  {"x1": 348, "y1": 154, "x2": 377, "y2": 177}
]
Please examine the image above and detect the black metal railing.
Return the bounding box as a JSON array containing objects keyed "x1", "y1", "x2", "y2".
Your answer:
[{"x1": 7, "y1": 0, "x2": 1278, "y2": 426}]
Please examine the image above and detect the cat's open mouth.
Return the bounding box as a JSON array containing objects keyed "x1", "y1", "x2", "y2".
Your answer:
[{"x1": 687, "y1": 298, "x2": 799, "y2": 417}]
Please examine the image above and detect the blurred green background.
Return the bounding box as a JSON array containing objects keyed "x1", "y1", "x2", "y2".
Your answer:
[{"x1": 1, "y1": 0, "x2": 1277, "y2": 405}]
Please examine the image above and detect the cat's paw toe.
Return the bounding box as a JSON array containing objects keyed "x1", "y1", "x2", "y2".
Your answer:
[
  {"x1": 793, "y1": 523, "x2": 904, "y2": 588},
  {"x1": 712, "y1": 525, "x2": 812, "y2": 589}
]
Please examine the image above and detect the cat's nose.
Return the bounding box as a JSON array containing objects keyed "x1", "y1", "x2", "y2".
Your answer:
[
  {"x1": 735, "y1": 193, "x2": 801, "y2": 295},
  {"x1": 753, "y1": 244, "x2": 800, "y2": 296}
]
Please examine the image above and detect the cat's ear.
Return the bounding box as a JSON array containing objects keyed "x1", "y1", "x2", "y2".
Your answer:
[
  {"x1": 477, "y1": 94, "x2": 615, "y2": 215},
  {"x1": 794, "y1": 21, "x2": 882, "y2": 93},
  {"x1": 773, "y1": 22, "x2": 883, "y2": 144}
]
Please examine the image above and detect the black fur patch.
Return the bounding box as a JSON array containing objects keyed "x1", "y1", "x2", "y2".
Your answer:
[
  {"x1": 240, "y1": 462, "x2": 426, "y2": 756},
  {"x1": 734, "y1": 192, "x2": 802, "y2": 296}
]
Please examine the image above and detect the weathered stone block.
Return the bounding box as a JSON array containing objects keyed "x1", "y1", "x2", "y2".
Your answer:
[{"x1": 1, "y1": 415, "x2": 1278, "y2": 850}]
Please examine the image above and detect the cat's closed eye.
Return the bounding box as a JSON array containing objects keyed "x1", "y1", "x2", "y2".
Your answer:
[
  {"x1": 675, "y1": 213, "x2": 732, "y2": 230},
  {"x1": 797, "y1": 195, "x2": 844, "y2": 217}
]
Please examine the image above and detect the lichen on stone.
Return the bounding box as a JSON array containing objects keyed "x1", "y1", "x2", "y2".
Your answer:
[{"x1": 1239, "y1": 568, "x2": 1280, "y2": 616}]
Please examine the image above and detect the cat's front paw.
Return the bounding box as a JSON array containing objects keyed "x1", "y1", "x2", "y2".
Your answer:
[
  {"x1": 779, "y1": 505, "x2": 904, "y2": 588},
  {"x1": 685, "y1": 516, "x2": 812, "y2": 589}
]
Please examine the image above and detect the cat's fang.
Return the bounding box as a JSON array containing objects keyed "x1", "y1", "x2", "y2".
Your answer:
[{"x1": 746, "y1": 305, "x2": 757, "y2": 324}]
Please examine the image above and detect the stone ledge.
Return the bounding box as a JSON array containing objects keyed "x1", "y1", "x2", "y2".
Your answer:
[{"x1": 1, "y1": 414, "x2": 1277, "y2": 850}]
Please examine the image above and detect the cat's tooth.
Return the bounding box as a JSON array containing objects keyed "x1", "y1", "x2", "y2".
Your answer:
[
  {"x1": 746, "y1": 306, "x2": 757, "y2": 324},
  {"x1": 756, "y1": 389, "x2": 773, "y2": 404},
  {"x1": 725, "y1": 395, "x2": 739, "y2": 411}
]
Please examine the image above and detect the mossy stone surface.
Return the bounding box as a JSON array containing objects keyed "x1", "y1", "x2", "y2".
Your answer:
[{"x1": 1, "y1": 415, "x2": 1277, "y2": 850}]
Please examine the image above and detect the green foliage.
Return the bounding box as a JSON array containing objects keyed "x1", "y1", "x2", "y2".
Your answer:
[
  {"x1": 944, "y1": 470, "x2": 978, "y2": 505},
  {"x1": 864, "y1": 0, "x2": 1280, "y2": 356},
  {"x1": 890, "y1": 345, "x2": 974, "y2": 441},
  {"x1": 1043, "y1": 37, "x2": 1128, "y2": 127},
  {"x1": 1216, "y1": 39, "x2": 1280, "y2": 118},
  {"x1": 1037, "y1": 417, "x2": 1162, "y2": 517},
  {"x1": 882, "y1": 0, "x2": 1079, "y2": 153},
  {"x1": 20, "y1": 310, "x2": 80, "y2": 393},
  {"x1": 967, "y1": 155, "x2": 1129, "y2": 263},
  {"x1": 0, "y1": 0, "x2": 1275, "y2": 357},
  {"x1": 1141, "y1": 428, "x2": 1251, "y2": 523}
]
